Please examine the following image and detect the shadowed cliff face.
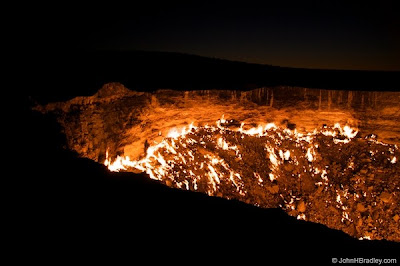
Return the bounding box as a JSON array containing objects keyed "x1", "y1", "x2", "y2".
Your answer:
[{"x1": 36, "y1": 83, "x2": 400, "y2": 241}]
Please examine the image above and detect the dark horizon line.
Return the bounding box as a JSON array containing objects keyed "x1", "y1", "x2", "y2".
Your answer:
[{"x1": 78, "y1": 48, "x2": 400, "y2": 73}]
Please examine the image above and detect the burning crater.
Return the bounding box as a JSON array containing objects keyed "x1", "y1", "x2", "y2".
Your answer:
[{"x1": 36, "y1": 83, "x2": 400, "y2": 241}]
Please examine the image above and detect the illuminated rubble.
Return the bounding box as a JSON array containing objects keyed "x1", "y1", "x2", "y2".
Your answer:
[{"x1": 104, "y1": 119, "x2": 400, "y2": 241}]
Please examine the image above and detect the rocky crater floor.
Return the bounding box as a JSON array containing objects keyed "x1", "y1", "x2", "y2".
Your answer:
[{"x1": 35, "y1": 83, "x2": 400, "y2": 241}]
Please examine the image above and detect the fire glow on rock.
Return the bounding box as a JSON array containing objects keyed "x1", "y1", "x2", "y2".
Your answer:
[
  {"x1": 104, "y1": 116, "x2": 400, "y2": 242},
  {"x1": 35, "y1": 84, "x2": 400, "y2": 242}
]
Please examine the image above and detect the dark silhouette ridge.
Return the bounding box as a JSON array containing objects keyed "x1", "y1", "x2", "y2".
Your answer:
[{"x1": 27, "y1": 50, "x2": 399, "y2": 105}]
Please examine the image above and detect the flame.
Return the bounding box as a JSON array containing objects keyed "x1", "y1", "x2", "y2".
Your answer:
[
  {"x1": 306, "y1": 147, "x2": 314, "y2": 162},
  {"x1": 267, "y1": 147, "x2": 279, "y2": 166},
  {"x1": 359, "y1": 235, "x2": 372, "y2": 240},
  {"x1": 297, "y1": 214, "x2": 306, "y2": 220},
  {"x1": 283, "y1": 150, "x2": 290, "y2": 161},
  {"x1": 167, "y1": 123, "x2": 196, "y2": 138},
  {"x1": 269, "y1": 173, "x2": 276, "y2": 182},
  {"x1": 343, "y1": 125, "x2": 358, "y2": 139},
  {"x1": 254, "y1": 172, "x2": 263, "y2": 183}
]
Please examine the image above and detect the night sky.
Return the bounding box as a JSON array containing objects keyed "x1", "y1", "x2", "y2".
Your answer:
[{"x1": 24, "y1": 1, "x2": 400, "y2": 71}]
